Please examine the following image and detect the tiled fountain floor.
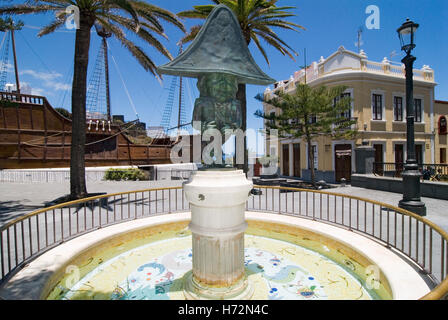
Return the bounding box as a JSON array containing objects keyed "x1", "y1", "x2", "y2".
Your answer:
[{"x1": 49, "y1": 234, "x2": 375, "y2": 300}]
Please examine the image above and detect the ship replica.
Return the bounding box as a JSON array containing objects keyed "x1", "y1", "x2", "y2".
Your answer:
[{"x1": 0, "y1": 20, "x2": 176, "y2": 169}]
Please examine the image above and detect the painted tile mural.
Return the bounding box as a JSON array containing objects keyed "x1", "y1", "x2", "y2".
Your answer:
[{"x1": 51, "y1": 234, "x2": 374, "y2": 300}]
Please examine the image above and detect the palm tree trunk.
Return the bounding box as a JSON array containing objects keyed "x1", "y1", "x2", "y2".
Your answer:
[
  {"x1": 236, "y1": 83, "x2": 248, "y2": 173},
  {"x1": 236, "y1": 34, "x2": 251, "y2": 175},
  {"x1": 70, "y1": 17, "x2": 93, "y2": 199},
  {"x1": 306, "y1": 136, "x2": 316, "y2": 187}
]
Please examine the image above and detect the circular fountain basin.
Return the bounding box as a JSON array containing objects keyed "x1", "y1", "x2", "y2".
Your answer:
[{"x1": 0, "y1": 212, "x2": 430, "y2": 300}]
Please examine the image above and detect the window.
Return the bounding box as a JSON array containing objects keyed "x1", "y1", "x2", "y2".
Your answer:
[
  {"x1": 441, "y1": 148, "x2": 446, "y2": 164},
  {"x1": 372, "y1": 94, "x2": 383, "y2": 120},
  {"x1": 439, "y1": 116, "x2": 447, "y2": 135},
  {"x1": 334, "y1": 93, "x2": 351, "y2": 119},
  {"x1": 269, "y1": 111, "x2": 276, "y2": 125},
  {"x1": 308, "y1": 114, "x2": 317, "y2": 124},
  {"x1": 394, "y1": 96, "x2": 403, "y2": 121},
  {"x1": 414, "y1": 99, "x2": 422, "y2": 122}
]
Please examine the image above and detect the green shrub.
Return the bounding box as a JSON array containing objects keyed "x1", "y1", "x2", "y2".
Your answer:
[
  {"x1": 104, "y1": 168, "x2": 147, "y2": 181},
  {"x1": 55, "y1": 107, "x2": 72, "y2": 119}
]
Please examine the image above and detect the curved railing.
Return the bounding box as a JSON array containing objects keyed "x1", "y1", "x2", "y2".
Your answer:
[{"x1": 0, "y1": 185, "x2": 447, "y2": 300}]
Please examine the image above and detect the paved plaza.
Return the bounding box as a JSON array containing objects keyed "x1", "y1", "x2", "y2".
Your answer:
[
  {"x1": 0, "y1": 180, "x2": 183, "y2": 225},
  {"x1": 1, "y1": 180, "x2": 447, "y2": 232},
  {"x1": 0, "y1": 179, "x2": 447, "y2": 298}
]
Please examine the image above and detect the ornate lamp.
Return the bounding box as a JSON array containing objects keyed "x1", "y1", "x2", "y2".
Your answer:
[
  {"x1": 397, "y1": 18, "x2": 426, "y2": 216},
  {"x1": 397, "y1": 18, "x2": 419, "y2": 54}
]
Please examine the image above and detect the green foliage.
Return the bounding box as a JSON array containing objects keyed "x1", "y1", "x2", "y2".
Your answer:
[
  {"x1": 255, "y1": 83, "x2": 358, "y2": 140},
  {"x1": 178, "y1": 0, "x2": 305, "y2": 64},
  {"x1": 0, "y1": 100, "x2": 19, "y2": 108},
  {"x1": 0, "y1": 16, "x2": 23, "y2": 31},
  {"x1": 104, "y1": 168, "x2": 147, "y2": 181},
  {"x1": 0, "y1": 0, "x2": 185, "y2": 77},
  {"x1": 55, "y1": 107, "x2": 72, "y2": 119},
  {"x1": 255, "y1": 83, "x2": 358, "y2": 185},
  {"x1": 126, "y1": 134, "x2": 153, "y2": 145},
  {"x1": 113, "y1": 119, "x2": 124, "y2": 125}
]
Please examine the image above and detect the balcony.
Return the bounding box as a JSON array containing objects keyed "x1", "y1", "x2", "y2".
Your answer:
[{"x1": 267, "y1": 47, "x2": 435, "y2": 98}]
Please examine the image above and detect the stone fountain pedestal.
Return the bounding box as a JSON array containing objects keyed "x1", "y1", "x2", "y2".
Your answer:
[{"x1": 183, "y1": 169, "x2": 253, "y2": 300}]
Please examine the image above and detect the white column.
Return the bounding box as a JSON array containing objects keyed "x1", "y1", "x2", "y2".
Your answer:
[
  {"x1": 183, "y1": 169, "x2": 253, "y2": 299},
  {"x1": 430, "y1": 89, "x2": 435, "y2": 164}
]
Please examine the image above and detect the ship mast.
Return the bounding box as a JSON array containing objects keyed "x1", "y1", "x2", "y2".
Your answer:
[
  {"x1": 177, "y1": 44, "x2": 183, "y2": 136},
  {"x1": 0, "y1": 18, "x2": 23, "y2": 94},
  {"x1": 11, "y1": 29, "x2": 20, "y2": 94}
]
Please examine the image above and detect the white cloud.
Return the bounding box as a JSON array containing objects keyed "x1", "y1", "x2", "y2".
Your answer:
[
  {"x1": 19, "y1": 81, "x2": 46, "y2": 96},
  {"x1": 20, "y1": 69, "x2": 62, "y2": 81},
  {"x1": 20, "y1": 69, "x2": 70, "y2": 92},
  {"x1": 31, "y1": 87, "x2": 46, "y2": 96}
]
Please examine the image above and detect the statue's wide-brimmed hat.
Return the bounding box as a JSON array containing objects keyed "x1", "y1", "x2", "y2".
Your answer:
[{"x1": 157, "y1": 5, "x2": 275, "y2": 86}]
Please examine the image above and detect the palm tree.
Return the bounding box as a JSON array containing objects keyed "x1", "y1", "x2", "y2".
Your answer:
[
  {"x1": 0, "y1": 0, "x2": 185, "y2": 199},
  {"x1": 178, "y1": 0, "x2": 304, "y2": 173}
]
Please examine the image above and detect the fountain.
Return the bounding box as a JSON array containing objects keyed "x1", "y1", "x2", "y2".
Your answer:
[
  {"x1": 158, "y1": 4, "x2": 275, "y2": 299},
  {"x1": 0, "y1": 5, "x2": 440, "y2": 303}
]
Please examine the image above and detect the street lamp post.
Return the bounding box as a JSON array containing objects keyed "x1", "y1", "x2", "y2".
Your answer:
[{"x1": 397, "y1": 18, "x2": 426, "y2": 216}]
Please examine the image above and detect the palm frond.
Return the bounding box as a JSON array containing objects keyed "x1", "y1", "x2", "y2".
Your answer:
[
  {"x1": 0, "y1": 4, "x2": 62, "y2": 15},
  {"x1": 103, "y1": 13, "x2": 172, "y2": 60},
  {"x1": 250, "y1": 30, "x2": 269, "y2": 65},
  {"x1": 179, "y1": 24, "x2": 201, "y2": 45},
  {"x1": 95, "y1": 17, "x2": 159, "y2": 76},
  {"x1": 178, "y1": 0, "x2": 303, "y2": 64},
  {"x1": 105, "y1": 0, "x2": 140, "y2": 28},
  {"x1": 38, "y1": 17, "x2": 66, "y2": 36},
  {"x1": 130, "y1": 0, "x2": 185, "y2": 32},
  {"x1": 254, "y1": 30, "x2": 296, "y2": 60}
]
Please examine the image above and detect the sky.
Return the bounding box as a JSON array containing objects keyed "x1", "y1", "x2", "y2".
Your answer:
[{"x1": 1, "y1": 0, "x2": 447, "y2": 154}]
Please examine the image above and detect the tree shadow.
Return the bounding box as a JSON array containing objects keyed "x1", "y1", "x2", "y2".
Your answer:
[
  {"x1": 0, "y1": 201, "x2": 42, "y2": 224},
  {"x1": 44, "y1": 194, "x2": 167, "y2": 215},
  {"x1": 0, "y1": 266, "x2": 55, "y2": 300}
]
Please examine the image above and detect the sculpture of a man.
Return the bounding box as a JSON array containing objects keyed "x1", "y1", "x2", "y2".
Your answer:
[
  {"x1": 193, "y1": 73, "x2": 242, "y2": 139},
  {"x1": 157, "y1": 4, "x2": 274, "y2": 168}
]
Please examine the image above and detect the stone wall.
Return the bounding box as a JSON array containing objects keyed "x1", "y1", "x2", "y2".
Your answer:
[{"x1": 351, "y1": 174, "x2": 448, "y2": 200}]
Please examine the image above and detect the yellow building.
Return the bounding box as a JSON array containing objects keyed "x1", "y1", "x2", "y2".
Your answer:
[{"x1": 263, "y1": 46, "x2": 446, "y2": 183}]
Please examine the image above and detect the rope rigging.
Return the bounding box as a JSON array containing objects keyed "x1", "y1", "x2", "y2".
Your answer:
[
  {"x1": 158, "y1": 45, "x2": 195, "y2": 136},
  {"x1": 109, "y1": 43, "x2": 139, "y2": 121},
  {"x1": 0, "y1": 31, "x2": 10, "y2": 91},
  {"x1": 86, "y1": 39, "x2": 109, "y2": 120}
]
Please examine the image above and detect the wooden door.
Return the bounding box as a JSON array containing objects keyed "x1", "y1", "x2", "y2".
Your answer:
[
  {"x1": 373, "y1": 144, "x2": 383, "y2": 175},
  {"x1": 395, "y1": 144, "x2": 404, "y2": 175},
  {"x1": 415, "y1": 144, "x2": 423, "y2": 165},
  {"x1": 293, "y1": 143, "x2": 301, "y2": 177},
  {"x1": 282, "y1": 144, "x2": 289, "y2": 176},
  {"x1": 335, "y1": 144, "x2": 352, "y2": 182}
]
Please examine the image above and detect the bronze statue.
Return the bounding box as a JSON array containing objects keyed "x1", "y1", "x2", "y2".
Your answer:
[
  {"x1": 157, "y1": 5, "x2": 274, "y2": 167},
  {"x1": 193, "y1": 73, "x2": 242, "y2": 138}
]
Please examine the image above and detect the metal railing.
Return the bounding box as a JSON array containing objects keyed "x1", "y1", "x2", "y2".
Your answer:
[
  {"x1": 373, "y1": 162, "x2": 448, "y2": 180},
  {"x1": 0, "y1": 185, "x2": 447, "y2": 300},
  {"x1": 0, "y1": 92, "x2": 44, "y2": 105},
  {"x1": 0, "y1": 170, "x2": 107, "y2": 183}
]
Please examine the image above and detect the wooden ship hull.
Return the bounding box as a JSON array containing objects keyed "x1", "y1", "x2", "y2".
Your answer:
[{"x1": 0, "y1": 92, "x2": 173, "y2": 169}]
